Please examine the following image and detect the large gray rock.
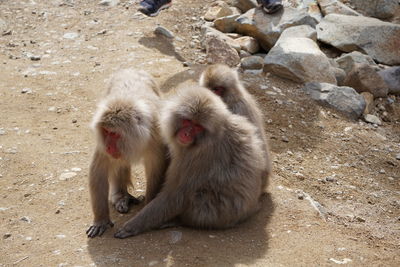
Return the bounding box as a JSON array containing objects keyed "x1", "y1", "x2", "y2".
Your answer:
[
  {"x1": 335, "y1": 51, "x2": 377, "y2": 74},
  {"x1": 201, "y1": 26, "x2": 241, "y2": 51},
  {"x1": 214, "y1": 15, "x2": 241, "y2": 33},
  {"x1": 235, "y1": 7, "x2": 318, "y2": 50},
  {"x1": 303, "y1": 82, "x2": 366, "y2": 119},
  {"x1": 205, "y1": 36, "x2": 241, "y2": 67},
  {"x1": 349, "y1": 0, "x2": 398, "y2": 19},
  {"x1": 378, "y1": 67, "x2": 400, "y2": 95},
  {"x1": 241, "y1": 56, "x2": 264, "y2": 71},
  {"x1": 296, "y1": 0, "x2": 323, "y2": 22},
  {"x1": 204, "y1": 1, "x2": 233, "y2": 21},
  {"x1": 317, "y1": 0, "x2": 361, "y2": 16},
  {"x1": 264, "y1": 37, "x2": 337, "y2": 84},
  {"x1": 232, "y1": 0, "x2": 258, "y2": 13},
  {"x1": 317, "y1": 14, "x2": 400, "y2": 65},
  {"x1": 278, "y1": 25, "x2": 317, "y2": 42},
  {"x1": 343, "y1": 63, "x2": 389, "y2": 98}
]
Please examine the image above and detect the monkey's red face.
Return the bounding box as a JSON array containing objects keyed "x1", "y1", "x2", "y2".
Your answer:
[
  {"x1": 102, "y1": 127, "x2": 122, "y2": 158},
  {"x1": 211, "y1": 86, "x2": 225, "y2": 96},
  {"x1": 177, "y1": 119, "x2": 204, "y2": 145}
]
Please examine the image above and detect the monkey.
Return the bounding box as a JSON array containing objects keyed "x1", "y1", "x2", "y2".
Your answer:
[
  {"x1": 114, "y1": 85, "x2": 266, "y2": 239},
  {"x1": 199, "y1": 64, "x2": 272, "y2": 190},
  {"x1": 86, "y1": 68, "x2": 169, "y2": 238}
]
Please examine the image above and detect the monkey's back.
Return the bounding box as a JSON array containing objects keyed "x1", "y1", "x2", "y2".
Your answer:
[{"x1": 176, "y1": 115, "x2": 264, "y2": 229}]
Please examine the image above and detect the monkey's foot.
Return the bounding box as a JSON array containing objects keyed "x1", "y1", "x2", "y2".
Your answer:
[
  {"x1": 114, "y1": 227, "x2": 138, "y2": 239},
  {"x1": 86, "y1": 220, "x2": 114, "y2": 238},
  {"x1": 113, "y1": 194, "x2": 144, "y2": 213}
]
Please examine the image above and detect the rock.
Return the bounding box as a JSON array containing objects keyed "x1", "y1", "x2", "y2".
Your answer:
[
  {"x1": 235, "y1": 7, "x2": 318, "y2": 50},
  {"x1": 204, "y1": 1, "x2": 233, "y2": 21},
  {"x1": 20, "y1": 216, "x2": 32, "y2": 223},
  {"x1": 154, "y1": 26, "x2": 174, "y2": 39},
  {"x1": 349, "y1": 0, "x2": 398, "y2": 19},
  {"x1": 264, "y1": 37, "x2": 337, "y2": 84},
  {"x1": 335, "y1": 51, "x2": 377, "y2": 74},
  {"x1": 364, "y1": 114, "x2": 382, "y2": 125},
  {"x1": 201, "y1": 26, "x2": 241, "y2": 51},
  {"x1": 230, "y1": 7, "x2": 242, "y2": 16},
  {"x1": 63, "y1": 32, "x2": 79, "y2": 39},
  {"x1": 378, "y1": 67, "x2": 400, "y2": 95},
  {"x1": 303, "y1": 82, "x2": 366, "y2": 119},
  {"x1": 3, "y1": 233, "x2": 11, "y2": 239},
  {"x1": 21, "y1": 88, "x2": 33, "y2": 94},
  {"x1": 241, "y1": 56, "x2": 264, "y2": 70},
  {"x1": 205, "y1": 36, "x2": 240, "y2": 67},
  {"x1": 317, "y1": 14, "x2": 400, "y2": 65},
  {"x1": 233, "y1": 36, "x2": 259, "y2": 54},
  {"x1": 232, "y1": 0, "x2": 258, "y2": 13},
  {"x1": 317, "y1": 0, "x2": 361, "y2": 16},
  {"x1": 59, "y1": 172, "x2": 77, "y2": 181},
  {"x1": 214, "y1": 15, "x2": 241, "y2": 33},
  {"x1": 332, "y1": 67, "x2": 346, "y2": 86},
  {"x1": 169, "y1": 231, "x2": 182, "y2": 244},
  {"x1": 278, "y1": 25, "x2": 317, "y2": 42},
  {"x1": 360, "y1": 92, "x2": 375, "y2": 115},
  {"x1": 343, "y1": 63, "x2": 389, "y2": 98},
  {"x1": 239, "y1": 50, "x2": 252, "y2": 58},
  {"x1": 99, "y1": 0, "x2": 119, "y2": 7},
  {"x1": 297, "y1": 0, "x2": 323, "y2": 22},
  {"x1": 396, "y1": 153, "x2": 400, "y2": 160}
]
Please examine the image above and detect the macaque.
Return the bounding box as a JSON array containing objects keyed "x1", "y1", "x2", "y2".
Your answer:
[
  {"x1": 257, "y1": 0, "x2": 283, "y2": 14},
  {"x1": 86, "y1": 68, "x2": 168, "y2": 238},
  {"x1": 199, "y1": 64, "x2": 272, "y2": 190},
  {"x1": 114, "y1": 86, "x2": 265, "y2": 239}
]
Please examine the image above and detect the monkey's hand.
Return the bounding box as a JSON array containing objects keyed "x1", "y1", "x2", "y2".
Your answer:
[
  {"x1": 86, "y1": 220, "x2": 114, "y2": 238},
  {"x1": 113, "y1": 194, "x2": 145, "y2": 214}
]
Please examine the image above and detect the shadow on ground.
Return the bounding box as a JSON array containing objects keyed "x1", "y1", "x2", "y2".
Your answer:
[{"x1": 87, "y1": 193, "x2": 274, "y2": 266}]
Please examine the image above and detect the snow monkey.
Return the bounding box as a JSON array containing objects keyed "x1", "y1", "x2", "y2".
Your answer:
[
  {"x1": 114, "y1": 85, "x2": 266, "y2": 239},
  {"x1": 199, "y1": 64, "x2": 272, "y2": 190},
  {"x1": 86, "y1": 68, "x2": 169, "y2": 238}
]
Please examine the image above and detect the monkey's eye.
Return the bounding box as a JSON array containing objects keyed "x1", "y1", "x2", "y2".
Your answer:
[{"x1": 109, "y1": 131, "x2": 121, "y2": 139}]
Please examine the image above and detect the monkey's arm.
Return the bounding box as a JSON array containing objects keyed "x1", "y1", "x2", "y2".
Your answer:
[
  {"x1": 86, "y1": 150, "x2": 114, "y2": 238},
  {"x1": 143, "y1": 139, "x2": 169, "y2": 203},
  {"x1": 114, "y1": 190, "x2": 183, "y2": 239}
]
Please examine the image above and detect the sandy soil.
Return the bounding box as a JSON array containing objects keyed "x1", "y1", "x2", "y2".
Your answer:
[{"x1": 0, "y1": 0, "x2": 399, "y2": 266}]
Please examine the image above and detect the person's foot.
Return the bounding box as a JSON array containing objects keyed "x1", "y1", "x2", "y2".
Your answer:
[
  {"x1": 138, "y1": 0, "x2": 172, "y2": 17},
  {"x1": 257, "y1": 0, "x2": 283, "y2": 14}
]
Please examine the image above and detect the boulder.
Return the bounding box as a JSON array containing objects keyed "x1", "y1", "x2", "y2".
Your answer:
[
  {"x1": 378, "y1": 67, "x2": 400, "y2": 95},
  {"x1": 233, "y1": 36, "x2": 260, "y2": 54},
  {"x1": 264, "y1": 37, "x2": 337, "y2": 84},
  {"x1": 201, "y1": 26, "x2": 241, "y2": 51},
  {"x1": 235, "y1": 7, "x2": 318, "y2": 50},
  {"x1": 214, "y1": 15, "x2": 241, "y2": 33},
  {"x1": 343, "y1": 63, "x2": 389, "y2": 98},
  {"x1": 241, "y1": 55, "x2": 264, "y2": 70},
  {"x1": 204, "y1": 1, "x2": 233, "y2": 21},
  {"x1": 232, "y1": 0, "x2": 258, "y2": 13},
  {"x1": 317, "y1": 14, "x2": 400, "y2": 65},
  {"x1": 317, "y1": 0, "x2": 361, "y2": 16},
  {"x1": 349, "y1": 0, "x2": 398, "y2": 19},
  {"x1": 205, "y1": 36, "x2": 241, "y2": 67},
  {"x1": 278, "y1": 25, "x2": 317, "y2": 42},
  {"x1": 303, "y1": 82, "x2": 366, "y2": 119},
  {"x1": 335, "y1": 51, "x2": 377, "y2": 74},
  {"x1": 360, "y1": 92, "x2": 375, "y2": 115}
]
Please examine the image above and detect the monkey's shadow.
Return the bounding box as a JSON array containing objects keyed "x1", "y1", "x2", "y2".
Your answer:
[{"x1": 87, "y1": 193, "x2": 274, "y2": 266}]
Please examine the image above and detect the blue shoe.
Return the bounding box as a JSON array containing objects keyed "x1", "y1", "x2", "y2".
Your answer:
[
  {"x1": 257, "y1": 0, "x2": 283, "y2": 14},
  {"x1": 139, "y1": 0, "x2": 172, "y2": 17}
]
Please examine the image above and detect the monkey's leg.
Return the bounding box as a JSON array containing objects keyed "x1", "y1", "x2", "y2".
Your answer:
[
  {"x1": 87, "y1": 151, "x2": 114, "y2": 238},
  {"x1": 110, "y1": 165, "x2": 142, "y2": 214},
  {"x1": 114, "y1": 191, "x2": 182, "y2": 239}
]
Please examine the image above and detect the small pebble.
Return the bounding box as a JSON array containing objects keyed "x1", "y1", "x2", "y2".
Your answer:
[
  {"x1": 3, "y1": 233, "x2": 11, "y2": 239},
  {"x1": 21, "y1": 88, "x2": 32, "y2": 94}
]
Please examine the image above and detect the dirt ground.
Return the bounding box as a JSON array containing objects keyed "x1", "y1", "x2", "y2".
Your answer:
[{"x1": 0, "y1": 0, "x2": 399, "y2": 266}]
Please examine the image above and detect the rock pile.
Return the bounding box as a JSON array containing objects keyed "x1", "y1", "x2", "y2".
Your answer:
[{"x1": 200, "y1": 0, "x2": 400, "y2": 120}]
